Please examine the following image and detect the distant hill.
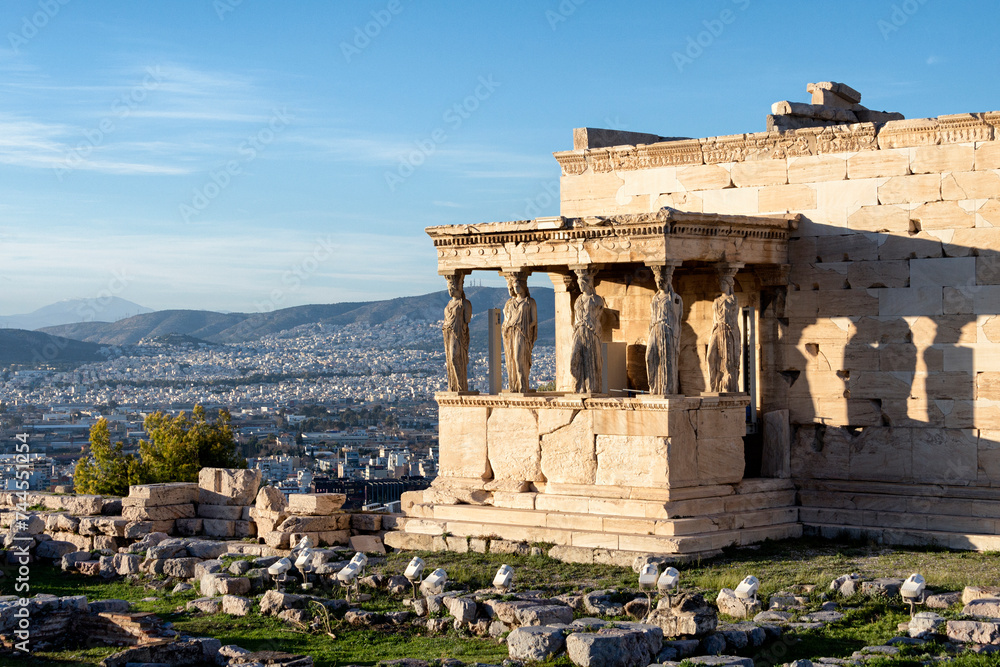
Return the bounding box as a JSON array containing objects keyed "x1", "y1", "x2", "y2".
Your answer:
[
  {"x1": 0, "y1": 297, "x2": 152, "y2": 330},
  {"x1": 0, "y1": 329, "x2": 108, "y2": 365},
  {"x1": 40, "y1": 287, "x2": 556, "y2": 347}
]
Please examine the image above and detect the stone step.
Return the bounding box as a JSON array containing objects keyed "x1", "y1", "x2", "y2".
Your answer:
[
  {"x1": 490, "y1": 488, "x2": 797, "y2": 519},
  {"x1": 799, "y1": 479, "x2": 1000, "y2": 503},
  {"x1": 427, "y1": 502, "x2": 798, "y2": 537},
  {"x1": 803, "y1": 523, "x2": 1000, "y2": 551},
  {"x1": 401, "y1": 513, "x2": 802, "y2": 554},
  {"x1": 799, "y1": 488, "x2": 1000, "y2": 520},
  {"x1": 799, "y1": 506, "x2": 999, "y2": 535}
]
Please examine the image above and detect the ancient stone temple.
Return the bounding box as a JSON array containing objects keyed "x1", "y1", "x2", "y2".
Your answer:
[{"x1": 386, "y1": 81, "x2": 1000, "y2": 560}]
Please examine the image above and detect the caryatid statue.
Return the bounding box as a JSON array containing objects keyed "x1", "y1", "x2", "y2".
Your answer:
[
  {"x1": 645, "y1": 264, "x2": 683, "y2": 395},
  {"x1": 570, "y1": 268, "x2": 605, "y2": 393},
  {"x1": 502, "y1": 273, "x2": 537, "y2": 393},
  {"x1": 442, "y1": 274, "x2": 472, "y2": 392},
  {"x1": 707, "y1": 267, "x2": 741, "y2": 393}
]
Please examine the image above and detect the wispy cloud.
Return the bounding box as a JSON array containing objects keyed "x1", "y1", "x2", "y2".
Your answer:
[
  {"x1": 287, "y1": 131, "x2": 553, "y2": 179},
  {"x1": 0, "y1": 115, "x2": 194, "y2": 175}
]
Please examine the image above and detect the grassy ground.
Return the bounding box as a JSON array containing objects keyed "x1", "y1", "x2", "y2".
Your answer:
[{"x1": 4, "y1": 537, "x2": 1000, "y2": 666}]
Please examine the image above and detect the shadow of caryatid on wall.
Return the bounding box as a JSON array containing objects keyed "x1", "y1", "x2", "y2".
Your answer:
[{"x1": 782, "y1": 221, "x2": 996, "y2": 542}]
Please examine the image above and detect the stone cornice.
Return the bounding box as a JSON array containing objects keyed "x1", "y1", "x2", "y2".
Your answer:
[
  {"x1": 426, "y1": 209, "x2": 800, "y2": 248},
  {"x1": 553, "y1": 112, "x2": 1000, "y2": 175}
]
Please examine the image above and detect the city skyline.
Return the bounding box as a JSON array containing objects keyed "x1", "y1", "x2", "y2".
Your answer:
[{"x1": 3, "y1": 0, "x2": 998, "y2": 315}]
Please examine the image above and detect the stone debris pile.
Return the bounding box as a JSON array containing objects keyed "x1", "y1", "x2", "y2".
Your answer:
[{"x1": 251, "y1": 486, "x2": 351, "y2": 549}]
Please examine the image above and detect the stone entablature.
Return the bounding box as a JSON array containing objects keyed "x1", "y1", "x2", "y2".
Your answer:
[
  {"x1": 428, "y1": 209, "x2": 798, "y2": 274},
  {"x1": 554, "y1": 113, "x2": 1000, "y2": 175}
]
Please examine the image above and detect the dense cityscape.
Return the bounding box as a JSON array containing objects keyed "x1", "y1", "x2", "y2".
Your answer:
[{"x1": 0, "y1": 317, "x2": 556, "y2": 505}]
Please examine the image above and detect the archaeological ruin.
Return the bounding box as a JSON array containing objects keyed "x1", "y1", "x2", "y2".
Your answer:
[{"x1": 386, "y1": 81, "x2": 1000, "y2": 561}]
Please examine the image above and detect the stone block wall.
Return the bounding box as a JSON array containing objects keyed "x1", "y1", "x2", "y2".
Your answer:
[
  {"x1": 552, "y1": 111, "x2": 1000, "y2": 541},
  {"x1": 554, "y1": 113, "x2": 1000, "y2": 494},
  {"x1": 0, "y1": 471, "x2": 390, "y2": 556}
]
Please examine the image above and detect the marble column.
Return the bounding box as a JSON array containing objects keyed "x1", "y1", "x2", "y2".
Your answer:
[{"x1": 547, "y1": 272, "x2": 577, "y2": 392}]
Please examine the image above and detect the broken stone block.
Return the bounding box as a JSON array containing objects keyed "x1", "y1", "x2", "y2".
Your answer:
[
  {"x1": 175, "y1": 518, "x2": 204, "y2": 536},
  {"x1": 947, "y1": 619, "x2": 1000, "y2": 644},
  {"x1": 507, "y1": 626, "x2": 566, "y2": 663},
  {"x1": 127, "y1": 482, "x2": 199, "y2": 506},
  {"x1": 35, "y1": 540, "x2": 76, "y2": 561},
  {"x1": 201, "y1": 519, "x2": 236, "y2": 538},
  {"x1": 259, "y1": 590, "x2": 306, "y2": 616},
  {"x1": 186, "y1": 597, "x2": 222, "y2": 614},
  {"x1": 862, "y1": 578, "x2": 904, "y2": 598},
  {"x1": 61, "y1": 550, "x2": 91, "y2": 571},
  {"x1": 965, "y1": 598, "x2": 1000, "y2": 619},
  {"x1": 349, "y1": 535, "x2": 386, "y2": 554},
  {"x1": 443, "y1": 597, "x2": 476, "y2": 623},
  {"x1": 287, "y1": 493, "x2": 346, "y2": 515},
  {"x1": 197, "y1": 504, "x2": 244, "y2": 520},
  {"x1": 221, "y1": 595, "x2": 252, "y2": 616},
  {"x1": 715, "y1": 588, "x2": 763, "y2": 619},
  {"x1": 925, "y1": 591, "x2": 962, "y2": 608},
  {"x1": 566, "y1": 627, "x2": 658, "y2": 667},
  {"x1": 122, "y1": 504, "x2": 195, "y2": 522},
  {"x1": 249, "y1": 508, "x2": 287, "y2": 533},
  {"x1": 964, "y1": 586, "x2": 1000, "y2": 604},
  {"x1": 277, "y1": 515, "x2": 348, "y2": 533},
  {"x1": 515, "y1": 604, "x2": 574, "y2": 627},
  {"x1": 113, "y1": 553, "x2": 141, "y2": 576},
  {"x1": 195, "y1": 560, "x2": 223, "y2": 579},
  {"x1": 198, "y1": 468, "x2": 262, "y2": 506},
  {"x1": 909, "y1": 611, "x2": 945, "y2": 638},
  {"x1": 350, "y1": 513, "x2": 382, "y2": 532},
  {"x1": 647, "y1": 593, "x2": 718, "y2": 637},
  {"x1": 255, "y1": 485, "x2": 288, "y2": 512},
  {"x1": 163, "y1": 557, "x2": 201, "y2": 579},
  {"x1": 185, "y1": 540, "x2": 229, "y2": 560}
]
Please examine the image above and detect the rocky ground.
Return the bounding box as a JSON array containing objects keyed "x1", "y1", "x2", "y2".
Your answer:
[{"x1": 3, "y1": 537, "x2": 1000, "y2": 666}]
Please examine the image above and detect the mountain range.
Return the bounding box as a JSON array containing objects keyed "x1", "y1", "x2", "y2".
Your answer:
[
  {"x1": 0, "y1": 297, "x2": 153, "y2": 330},
  {"x1": 32, "y1": 286, "x2": 555, "y2": 349}
]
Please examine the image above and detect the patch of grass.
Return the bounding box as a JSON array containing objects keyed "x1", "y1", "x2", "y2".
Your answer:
[{"x1": 8, "y1": 537, "x2": 1000, "y2": 666}]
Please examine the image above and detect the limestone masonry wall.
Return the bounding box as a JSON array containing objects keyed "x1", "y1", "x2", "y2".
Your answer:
[{"x1": 555, "y1": 111, "x2": 1000, "y2": 544}]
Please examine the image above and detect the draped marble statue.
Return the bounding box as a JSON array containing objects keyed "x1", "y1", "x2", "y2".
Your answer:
[
  {"x1": 502, "y1": 273, "x2": 537, "y2": 393},
  {"x1": 442, "y1": 274, "x2": 472, "y2": 392},
  {"x1": 570, "y1": 268, "x2": 605, "y2": 393},
  {"x1": 708, "y1": 271, "x2": 740, "y2": 393},
  {"x1": 645, "y1": 265, "x2": 683, "y2": 395}
]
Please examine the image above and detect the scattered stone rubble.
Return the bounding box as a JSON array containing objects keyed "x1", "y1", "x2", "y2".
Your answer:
[{"x1": 14, "y1": 472, "x2": 1000, "y2": 666}]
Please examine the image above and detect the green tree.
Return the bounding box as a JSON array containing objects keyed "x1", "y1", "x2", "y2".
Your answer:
[
  {"x1": 74, "y1": 418, "x2": 142, "y2": 496},
  {"x1": 139, "y1": 405, "x2": 246, "y2": 483}
]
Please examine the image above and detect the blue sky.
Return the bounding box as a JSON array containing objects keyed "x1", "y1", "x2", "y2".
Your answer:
[{"x1": 1, "y1": 0, "x2": 998, "y2": 316}]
